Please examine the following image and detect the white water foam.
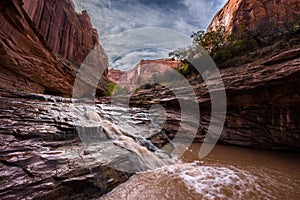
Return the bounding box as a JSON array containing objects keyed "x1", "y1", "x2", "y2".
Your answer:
[{"x1": 161, "y1": 162, "x2": 263, "y2": 200}]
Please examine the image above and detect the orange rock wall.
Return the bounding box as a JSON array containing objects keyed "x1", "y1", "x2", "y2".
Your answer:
[
  {"x1": 22, "y1": 0, "x2": 105, "y2": 65},
  {"x1": 207, "y1": 0, "x2": 300, "y2": 34}
]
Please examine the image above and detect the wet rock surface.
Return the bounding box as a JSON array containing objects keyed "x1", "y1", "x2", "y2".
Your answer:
[
  {"x1": 0, "y1": 89, "x2": 131, "y2": 199},
  {"x1": 0, "y1": 88, "x2": 181, "y2": 199}
]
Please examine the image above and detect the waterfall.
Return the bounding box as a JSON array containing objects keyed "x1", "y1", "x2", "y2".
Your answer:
[{"x1": 73, "y1": 105, "x2": 175, "y2": 173}]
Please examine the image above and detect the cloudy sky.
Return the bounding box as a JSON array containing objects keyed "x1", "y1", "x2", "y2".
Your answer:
[{"x1": 74, "y1": 0, "x2": 228, "y2": 70}]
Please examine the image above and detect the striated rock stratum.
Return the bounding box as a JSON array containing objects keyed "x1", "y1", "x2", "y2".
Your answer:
[
  {"x1": 207, "y1": 0, "x2": 300, "y2": 34},
  {"x1": 0, "y1": 89, "x2": 130, "y2": 199},
  {"x1": 0, "y1": 0, "x2": 109, "y2": 96},
  {"x1": 22, "y1": 0, "x2": 107, "y2": 65},
  {"x1": 129, "y1": 48, "x2": 300, "y2": 150}
]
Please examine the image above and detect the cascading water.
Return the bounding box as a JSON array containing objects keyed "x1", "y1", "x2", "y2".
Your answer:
[{"x1": 72, "y1": 102, "x2": 176, "y2": 173}]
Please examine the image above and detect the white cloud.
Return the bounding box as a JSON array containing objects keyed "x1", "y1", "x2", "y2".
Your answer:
[
  {"x1": 102, "y1": 27, "x2": 192, "y2": 70},
  {"x1": 111, "y1": 48, "x2": 169, "y2": 71},
  {"x1": 74, "y1": 0, "x2": 227, "y2": 70}
]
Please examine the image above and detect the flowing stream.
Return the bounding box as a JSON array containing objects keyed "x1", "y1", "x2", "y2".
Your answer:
[
  {"x1": 71, "y1": 103, "x2": 300, "y2": 199},
  {"x1": 100, "y1": 144, "x2": 300, "y2": 200}
]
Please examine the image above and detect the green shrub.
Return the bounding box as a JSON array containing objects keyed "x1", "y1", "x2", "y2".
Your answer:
[
  {"x1": 169, "y1": 19, "x2": 300, "y2": 71},
  {"x1": 105, "y1": 82, "x2": 128, "y2": 96}
]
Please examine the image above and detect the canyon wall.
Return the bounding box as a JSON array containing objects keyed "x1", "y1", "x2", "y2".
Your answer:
[
  {"x1": 0, "y1": 0, "x2": 74, "y2": 95},
  {"x1": 108, "y1": 59, "x2": 182, "y2": 90},
  {"x1": 211, "y1": 48, "x2": 300, "y2": 149},
  {"x1": 129, "y1": 48, "x2": 300, "y2": 151},
  {"x1": 207, "y1": 0, "x2": 300, "y2": 34},
  {"x1": 108, "y1": 69, "x2": 126, "y2": 83},
  {"x1": 0, "y1": 0, "x2": 109, "y2": 96},
  {"x1": 200, "y1": 0, "x2": 300, "y2": 149},
  {"x1": 22, "y1": 0, "x2": 108, "y2": 67}
]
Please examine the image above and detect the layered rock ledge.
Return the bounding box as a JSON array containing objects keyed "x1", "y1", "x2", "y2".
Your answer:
[
  {"x1": 0, "y1": 89, "x2": 130, "y2": 199},
  {"x1": 127, "y1": 48, "x2": 300, "y2": 150}
]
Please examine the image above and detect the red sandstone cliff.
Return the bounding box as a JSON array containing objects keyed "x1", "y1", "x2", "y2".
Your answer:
[
  {"x1": 138, "y1": 59, "x2": 182, "y2": 69},
  {"x1": 108, "y1": 69, "x2": 126, "y2": 83},
  {"x1": 22, "y1": 0, "x2": 107, "y2": 66},
  {"x1": 0, "y1": 0, "x2": 109, "y2": 96},
  {"x1": 207, "y1": 0, "x2": 300, "y2": 34},
  {"x1": 0, "y1": 0, "x2": 73, "y2": 95},
  {"x1": 107, "y1": 59, "x2": 182, "y2": 90}
]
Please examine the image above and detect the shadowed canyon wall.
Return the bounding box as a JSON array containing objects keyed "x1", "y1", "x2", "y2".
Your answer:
[
  {"x1": 0, "y1": 0, "x2": 109, "y2": 96},
  {"x1": 22, "y1": 0, "x2": 108, "y2": 66}
]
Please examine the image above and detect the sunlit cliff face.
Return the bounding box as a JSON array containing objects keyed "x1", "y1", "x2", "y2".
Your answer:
[{"x1": 74, "y1": 0, "x2": 227, "y2": 70}]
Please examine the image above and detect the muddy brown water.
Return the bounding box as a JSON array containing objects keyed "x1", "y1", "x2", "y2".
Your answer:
[{"x1": 100, "y1": 144, "x2": 300, "y2": 200}]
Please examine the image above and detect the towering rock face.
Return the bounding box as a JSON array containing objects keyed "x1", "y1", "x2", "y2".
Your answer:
[
  {"x1": 0, "y1": 0, "x2": 74, "y2": 95},
  {"x1": 108, "y1": 59, "x2": 182, "y2": 91},
  {"x1": 0, "y1": 0, "x2": 109, "y2": 96},
  {"x1": 22, "y1": 0, "x2": 107, "y2": 66},
  {"x1": 207, "y1": 0, "x2": 300, "y2": 34}
]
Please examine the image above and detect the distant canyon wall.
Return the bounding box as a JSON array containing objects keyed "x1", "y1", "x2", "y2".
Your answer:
[{"x1": 108, "y1": 59, "x2": 182, "y2": 91}]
